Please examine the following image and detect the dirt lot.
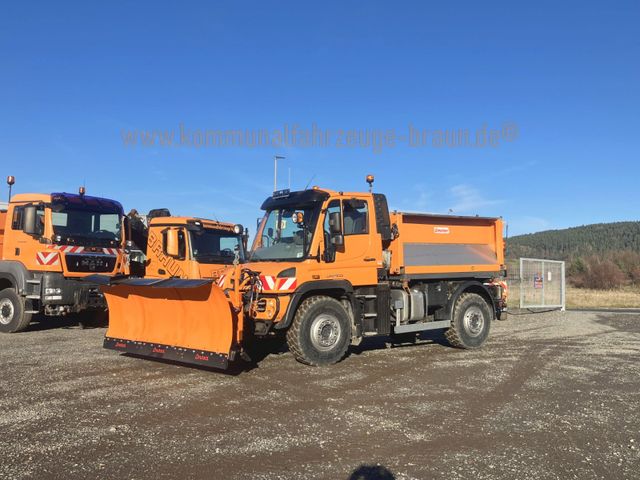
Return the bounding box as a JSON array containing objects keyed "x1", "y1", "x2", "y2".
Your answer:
[{"x1": 1, "y1": 311, "x2": 639, "y2": 480}]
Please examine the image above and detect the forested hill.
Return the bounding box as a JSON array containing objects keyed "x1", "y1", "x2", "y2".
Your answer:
[{"x1": 507, "y1": 221, "x2": 640, "y2": 260}]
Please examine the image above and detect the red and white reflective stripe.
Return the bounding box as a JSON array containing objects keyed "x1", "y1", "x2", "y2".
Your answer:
[
  {"x1": 278, "y1": 277, "x2": 297, "y2": 290},
  {"x1": 50, "y1": 245, "x2": 120, "y2": 255},
  {"x1": 53, "y1": 245, "x2": 85, "y2": 254},
  {"x1": 260, "y1": 275, "x2": 276, "y2": 290},
  {"x1": 259, "y1": 275, "x2": 297, "y2": 291},
  {"x1": 36, "y1": 252, "x2": 60, "y2": 266},
  {"x1": 216, "y1": 274, "x2": 226, "y2": 287}
]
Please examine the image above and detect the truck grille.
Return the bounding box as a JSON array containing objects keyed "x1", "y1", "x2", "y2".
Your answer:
[{"x1": 65, "y1": 254, "x2": 116, "y2": 273}]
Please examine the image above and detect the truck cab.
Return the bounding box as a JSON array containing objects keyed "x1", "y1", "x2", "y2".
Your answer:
[
  {"x1": 144, "y1": 217, "x2": 246, "y2": 280},
  {"x1": 0, "y1": 192, "x2": 127, "y2": 332}
]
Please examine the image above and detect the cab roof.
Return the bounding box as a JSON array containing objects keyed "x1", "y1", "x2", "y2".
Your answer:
[
  {"x1": 10, "y1": 192, "x2": 123, "y2": 213},
  {"x1": 260, "y1": 187, "x2": 376, "y2": 210},
  {"x1": 149, "y1": 216, "x2": 236, "y2": 232}
]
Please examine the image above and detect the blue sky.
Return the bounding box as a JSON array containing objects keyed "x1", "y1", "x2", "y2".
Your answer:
[{"x1": 1, "y1": 1, "x2": 638, "y2": 236}]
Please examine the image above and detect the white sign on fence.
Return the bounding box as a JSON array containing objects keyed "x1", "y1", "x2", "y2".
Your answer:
[{"x1": 519, "y1": 258, "x2": 565, "y2": 310}]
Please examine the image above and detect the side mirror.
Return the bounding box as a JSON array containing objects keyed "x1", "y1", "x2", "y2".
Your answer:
[
  {"x1": 242, "y1": 228, "x2": 249, "y2": 253},
  {"x1": 292, "y1": 212, "x2": 304, "y2": 224},
  {"x1": 331, "y1": 234, "x2": 344, "y2": 247},
  {"x1": 23, "y1": 206, "x2": 38, "y2": 235},
  {"x1": 164, "y1": 229, "x2": 181, "y2": 257},
  {"x1": 267, "y1": 227, "x2": 274, "y2": 238},
  {"x1": 323, "y1": 247, "x2": 336, "y2": 263},
  {"x1": 329, "y1": 211, "x2": 342, "y2": 234}
]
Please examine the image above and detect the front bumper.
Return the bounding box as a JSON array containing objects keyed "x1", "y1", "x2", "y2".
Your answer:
[{"x1": 41, "y1": 272, "x2": 106, "y2": 313}]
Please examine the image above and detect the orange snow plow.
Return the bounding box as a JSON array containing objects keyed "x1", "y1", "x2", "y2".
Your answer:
[{"x1": 89, "y1": 272, "x2": 245, "y2": 369}]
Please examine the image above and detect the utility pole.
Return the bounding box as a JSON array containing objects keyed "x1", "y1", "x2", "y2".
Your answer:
[{"x1": 274, "y1": 155, "x2": 285, "y2": 191}]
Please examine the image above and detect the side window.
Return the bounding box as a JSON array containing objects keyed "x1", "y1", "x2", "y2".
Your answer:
[
  {"x1": 162, "y1": 228, "x2": 186, "y2": 258},
  {"x1": 323, "y1": 200, "x2": 342, "y2": 237},
  {"x1": 11, "y1": 207, "x2": 24, "y2": 230},
  {"x1": 176, "y1": 230, "x2": 186, "y2": 258},
  {"x1": 35, "y1": 207, "x2": 45, "y2": 236},
  {"x1": 10, "y1": 206, "x2": 44, "y2": 234},
  {"x1": 343, "y1": 199, "x2": 368, "y2": 235}
]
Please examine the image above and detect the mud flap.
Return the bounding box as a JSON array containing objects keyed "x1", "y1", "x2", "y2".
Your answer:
[{"x1": 94, "y1": 276, "x2": 239, "y2": 369}]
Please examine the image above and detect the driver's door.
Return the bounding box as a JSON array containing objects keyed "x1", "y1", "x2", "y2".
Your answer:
[{"x1": 316, "y1": 197, "x2": 379, "y2": 286}]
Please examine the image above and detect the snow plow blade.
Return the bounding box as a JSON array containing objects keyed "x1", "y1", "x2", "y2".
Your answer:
[{"x1": 90, "y1": 276, "x2": 238, "y2": 369}]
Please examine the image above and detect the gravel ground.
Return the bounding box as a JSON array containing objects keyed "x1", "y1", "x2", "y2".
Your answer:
[{"x1": 1, "y1": 311, "x2": 639, "y2": 480}]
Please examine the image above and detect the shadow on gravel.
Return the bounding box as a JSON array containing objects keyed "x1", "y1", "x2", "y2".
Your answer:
[
  {"x1": 349, "y1": 329, "x2": 450, "y2": 357},
  {"x1": 594, "y1": 312, "x2": 640, "y2": 333},
  {"x1": 248, "y1": 329, "x2": 452, "y2": 368},
  {"x1": 119, "y1": 329, "x2": 453, "y2": 375},
  {"x1": 349, "y1": 464, "x2": 395, "y2": 480},
  {"x1": 245, "y1": 328, "x2": 451, "y2": 368},
  {"x1": 23, "y1": 314, "x2": 88, "y2": 332}
]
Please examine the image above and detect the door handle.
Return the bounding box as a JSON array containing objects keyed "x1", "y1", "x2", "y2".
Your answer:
[{"x1": 364, "y1": 257, "x2": 376, "y2": 262}]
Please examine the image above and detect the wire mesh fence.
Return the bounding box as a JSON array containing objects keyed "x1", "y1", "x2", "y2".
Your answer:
[{"x1": 506, "y1": 258, "x2": 565, "y2": 311}]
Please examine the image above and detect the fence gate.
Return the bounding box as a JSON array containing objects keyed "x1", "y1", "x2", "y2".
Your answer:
[{"x1": 515, "y1": 258, "x2": 565, "y2": 310}]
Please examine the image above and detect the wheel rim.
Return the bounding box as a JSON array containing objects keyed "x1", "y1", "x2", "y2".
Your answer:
[
  {"x1": 0, "y1": 299, "x2": 15, "y2": 325},
  {"x1": 309, "y1": 313, "x2": 342, "y2": 351},
  {"x1": 463, "y1": 305, "x2": 485, "y2": 337}
]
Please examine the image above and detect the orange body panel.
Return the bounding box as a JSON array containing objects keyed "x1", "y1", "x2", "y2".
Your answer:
[{"x1": 388, "y1": 212, "x2": 504, "y2": 276}]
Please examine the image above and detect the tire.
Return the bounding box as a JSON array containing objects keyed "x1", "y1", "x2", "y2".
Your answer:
[
  {"x1": 445, "y1": 292, "x2": 492, "y2": 349},
  {"x1": 0, "y1": 288, "x2": 32, "y2": 333},
  {"x1": 78, "y1": 309, "x2": 108, "y2": 329},
  {"x1": 286, "y1": 295, "x2": 352, "y2": 366}
]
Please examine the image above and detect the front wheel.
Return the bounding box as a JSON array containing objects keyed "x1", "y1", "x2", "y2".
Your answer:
[
  {"x1": 445, "y1": 292, "x2": 492, "y2": 349},
  {"x1": 286, "y1": 295, "x2": 351, "y2": 366},
  {"x1": 0, "y1": 288, "x2": 32, "y2": 333}
]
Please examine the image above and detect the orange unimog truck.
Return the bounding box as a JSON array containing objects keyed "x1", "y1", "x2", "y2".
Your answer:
[
  {"x1": 97, "y1": 176, "x2": 507, "y2": 369},
  {"x1": 0, "y1": 188, "x2": 128, "y2": 332},
  {"x1": 142, "y1": 216, "x2": 247, "y2": 280}
]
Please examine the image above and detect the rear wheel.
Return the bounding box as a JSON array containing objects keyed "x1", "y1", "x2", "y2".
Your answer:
[
  {"x1": 0, "y1": 288, "x2": 32, "y2": 333},
  {"x1": 445, "y1": 292, "x2": 492, "y2": 349},
  {"x1": 286, "y1": 295, "x2": 351, "y2": 366}
]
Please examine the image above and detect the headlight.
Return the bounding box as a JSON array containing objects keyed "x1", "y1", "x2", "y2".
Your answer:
[
  {"x1": 233, "y1": 224, "x2": 244, "y2": 235},
  {"x1": 255, "y1": 297, "x2": 278, "y2": 319}
]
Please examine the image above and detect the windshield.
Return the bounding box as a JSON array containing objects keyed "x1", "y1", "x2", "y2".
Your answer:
[
  {"x1": 190, "y1": 229, "x2": 244, "y2": 264},
  {"x1": 250, "y1": 205, "x2": 321, "y2": 261},
  {"x1": 51, "y1": 203, "x2": 122, "y2": 246}
]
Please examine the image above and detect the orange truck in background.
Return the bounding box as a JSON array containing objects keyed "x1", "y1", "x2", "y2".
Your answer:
[
  {"x1": 142, "y1": 216, "x2": 247, "y2": 280},
  {"x1": 0, "y1": 188, "x2": 127, "y2": 332},
  {"x1": 96, "y1": 176, "x2": 507, "y2": 369}
]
